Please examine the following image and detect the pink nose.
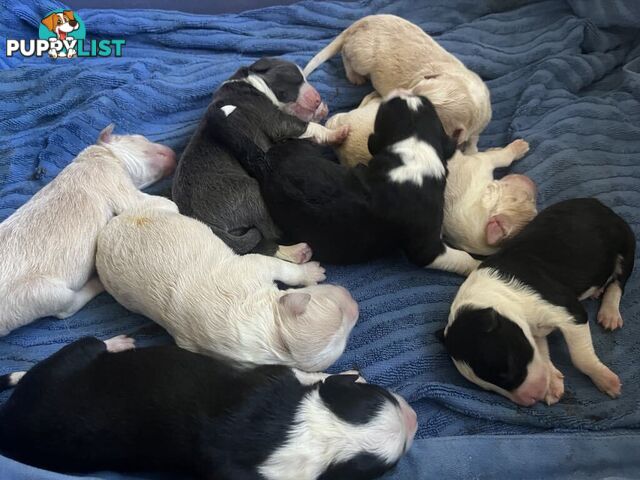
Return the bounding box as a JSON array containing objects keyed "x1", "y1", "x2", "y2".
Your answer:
[
  {"x1": 303, "y1": 86, "x2": 322, "y2": 109},
  {"x1": 156, "y1": 146, "x2": 176, "y2": 177},
  {"x1": 512, "y1": 375, "x2": 548, "y2": 406},
  {"x1": 395, "y1": 395, "x2": 418, "y2": 442}
]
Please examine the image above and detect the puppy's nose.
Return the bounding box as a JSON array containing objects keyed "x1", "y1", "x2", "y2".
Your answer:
[
  {"x1": 303, "y1": 87, "x2": 322, "y2": 109},
  {"x1": 69, "y1": 19, "x2": 78, "y2": 27}
]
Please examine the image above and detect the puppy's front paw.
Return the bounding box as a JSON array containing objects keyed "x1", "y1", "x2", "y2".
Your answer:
[
  {"x1": 104, "y1": 335, "x2": 136, "y2": 353},
  {"x1": 67, "y1": 48, "x2": 77, "y2": 58},
  {"x1": 48, "y1": 49, "x2": 58, "y2": 59},
  {"x1": 597, "y1": 305, "x2": 624, "y2": 330},
  {"x1": 591, "y1": 366, "x2": 621, "y2": 398},
  {"x1": 545, "y1": 367, "x2": 565, "y2": 405},
  {"x1": 301, "y1": 261, "x2": 326, "y2": 285},
  {"x1": 276, "y1": 243, "x2": 313, "y2": 264},
  {"x1": 328, "y1": 125, "x2": 350, "y2": 145},
  {"x1": 509, "y1": 139, "x2": 530, "y2": 160}
]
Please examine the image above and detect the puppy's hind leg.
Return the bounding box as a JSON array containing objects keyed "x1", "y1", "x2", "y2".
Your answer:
[
  {"x1": 474, "y1": 139, "x2": 530, "y2": 168},
  {"x1": 426, "y1": 245, "x2": 480, "y2": 276},
  {"x1": 342, "y1": 57, "x2": 367, "y2": 85},
  {"x1": 534, "y1": 336, "x2": 564, "y2": 405},
  {"x1": 54, "y1": 277, "x2": 105, "y2": 319}
]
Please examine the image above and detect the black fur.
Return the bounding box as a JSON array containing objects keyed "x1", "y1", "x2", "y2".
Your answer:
[
  {"x1": 482, "y1": 198, "x2": 635, "y2": 321},
  {"x1": 207, "y1": 94, "x2": 457, "y2": 265},
  {"x1": 0, "y1": 337, "x2": 405, "y2": 479},
  {"x1": 172, "y1": 57, "x2": 312, "y2": 256},
  {"x1": 446, "y1": 198, "x2": 635, "y2": 392}
]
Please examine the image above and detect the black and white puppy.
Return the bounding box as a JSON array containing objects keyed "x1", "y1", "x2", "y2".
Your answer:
[
  {"x1": 172, "y1": 57, "x2": 349, "y2": 263},
  {"x1": 443, "y1": 198, "x2": 635, "y2": 406},
  {"x1": 206, "y1": 89, "x2": 479, "y2": 274},
  {"x1": 0, "y1": 336, "x2": 417, "y2": 480}
]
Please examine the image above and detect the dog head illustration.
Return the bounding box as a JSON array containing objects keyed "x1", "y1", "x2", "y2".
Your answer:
[{"x1": 41, "y1": 11, "x2": 79, "y2": 41}]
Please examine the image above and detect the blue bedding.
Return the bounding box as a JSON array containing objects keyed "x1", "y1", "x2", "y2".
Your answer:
[{"x1": 1, "y1": 0, "x2": 639, "y2": 478}]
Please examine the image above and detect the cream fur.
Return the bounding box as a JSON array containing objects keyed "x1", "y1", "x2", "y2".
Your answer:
[
  {"x1": 96, "y1": 201, "x2": 359, "y2": 372},
  {"x1": 0, "y1": 127, "x2": 174, "y2": 336},
  {"x1": 305, "y1": 14, "x2": 491, "y2": 151},
  {"x1": 444, "y1": 139, "x2": 536, "y2": 255}
]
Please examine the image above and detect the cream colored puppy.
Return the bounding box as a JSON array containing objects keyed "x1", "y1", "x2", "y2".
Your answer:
[
  {"x1": 96, "y1": 200, "x2": 359, "y2": 372},
  {"x1": 0, "y1": 125, "x2": 176, "y2": 336},
  {"x1": 304, "y1": 14, "x2": 491, "y2": 153},
  {"x1": 444, "y1": 139, "x2": 537, "y2": 255}
]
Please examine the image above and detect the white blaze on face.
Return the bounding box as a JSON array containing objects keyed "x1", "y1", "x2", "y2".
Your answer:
[{"x1": 258, "y1": 389, "x2": 412, "y2": 480}]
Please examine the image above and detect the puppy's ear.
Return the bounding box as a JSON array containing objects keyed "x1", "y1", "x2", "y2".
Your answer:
[
  {"x1": 367, "y1": 133, "x2": 382, "y2": 156},
  {"x1": 98, "y1": 124, "x2": 114, "y2": 144},
  {"x1": 486, "y1": 214, "x2": 510, "y2": 246},
  {"x1": 279, "y1": 292, "x2": 311, "y2": 316},
  {"x1": 63, "y1": 10, "x2": 75, "y2": 21},
  {"x1": 41, "y1": 13, "x2": 57, "y2": 32},
  {"x1": 325, "y1": 374, "x2": 360, "y2": 386},
  {"x1": 249, "y1": 57, "x2": 273, "y2": 73}
]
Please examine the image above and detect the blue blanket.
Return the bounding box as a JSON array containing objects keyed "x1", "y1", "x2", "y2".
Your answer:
[{"x1": 1, "y1": 0, "x2": 640, "y2": 478}]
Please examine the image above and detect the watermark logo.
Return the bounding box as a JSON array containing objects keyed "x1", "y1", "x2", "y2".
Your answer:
[{"x1": 6, "y1": 10, "x2": 125, "y2": 59}]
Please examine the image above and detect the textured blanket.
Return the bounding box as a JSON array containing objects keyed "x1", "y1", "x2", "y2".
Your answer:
[{"x1": 1, "y1": 0, "x2": 639, "y2": 478}]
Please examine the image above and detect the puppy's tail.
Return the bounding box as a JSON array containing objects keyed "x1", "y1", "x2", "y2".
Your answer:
[
  {"x1": 0, "y1": 371, "x2": 26, "y2": 392},
  {"x1": 204, "y1": 105, "x2": 270, "y2": 182},
  {"x1": 303, "y1": 30, "x2": 347, "y2": 77}
]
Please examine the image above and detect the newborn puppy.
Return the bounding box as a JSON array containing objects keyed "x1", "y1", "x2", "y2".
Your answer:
[
  {"x1": 444, "y1": 139, "x2": 537, "y2": 255},
  {"x1": 0, "y1": 336, "x2": 417, "y2": 479},
  {"x1": 173, "y1": 57, "x2": 349, "y2": 264},
  {"x1": 96, "y1": 199, "x2": 358, "y2": 372},
  {"x1": 444, "y1": 198, "x2": 635, "y2": 406},
  {"x1": 0, "y1": 125, "x2": 175, "y2": 336},
  {"x1": 208, "y1": 91, "x2": 479, "y2": 275},
  {"x1": 304, "y1": 14, "x2": 491, "y2": 153}
]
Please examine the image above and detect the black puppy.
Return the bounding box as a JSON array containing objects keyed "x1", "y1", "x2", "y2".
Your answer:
[
  {"x1": 0, "y1": 335, "x2": 417, "y2": 479},
  {"x1": 207, "y1": 90, "x2": 479, "y2": 274},
  {"x1": 172, "y1": 57, "x2": 348, "y2": 263},
  {"x1": 444, "y1": 198, "x2": 635, "y2": 406}
]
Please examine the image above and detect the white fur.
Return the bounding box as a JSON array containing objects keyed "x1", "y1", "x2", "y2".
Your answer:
[
  {"x1": 299, "y1": 122, "x2": 349, "y2": 145},
  {"x1": 427, "y1": 245, "x2": 480, "y2": 276},
  {"x1": 96, "y1": 202, "x2": 359, "y2": 372},
  {"x1": 244, "y1": 74, "x2": 285, "y2": 108},
  {"x1": 220, "y1": 105, "x2": 237, "y2": 117},
  {"x1": 8, "y1": 371, "x2": 26, "y2": 386},
  {"x1": 0, "y1": 127, "x2": 174, "y2": 336},
  {"x1": 448, "y1": 268, "x2": 621, "y2": 403},
  {"x1": 259, "y1": 389, "x2": 412, "y2": 480},
  {"x1": 388, "y1": 136, "x2": 445, "y2": 185}
]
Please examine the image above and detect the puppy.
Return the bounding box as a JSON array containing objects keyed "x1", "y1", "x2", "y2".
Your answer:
[
  {"x1": 304, "y1": 14, "x2": 491, "y2": 153},
  {"x1": 443, "y1": 139, "x2": 537, "y2": 255},
  {"x1": 41, "y1": 10, "x2": 79, "y2": 58},
  {"x1": 96, "y1": 199, "x2": 358, "y2": 371},
  {"x1": 0, "y1": 335, "x2": 417, "y2": 479},
  {"x1": 0, "y1": 125, "x2": 175, "y2": 336},
  {"x1": 208, "y1": 90, "x2": 480, "y2": 275},
  {"x1": 173, "y1": 57, "x2": 349, "y2": 264},
  {"x1": 443, "y1": 198, "x2": 635, "y2": 406},
  {"x1": 328, "y1": 96, "x2": 536, "y2": 256}
]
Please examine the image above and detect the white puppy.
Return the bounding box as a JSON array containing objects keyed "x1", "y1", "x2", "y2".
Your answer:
[
  {"x1": 444, "y1": 139, "x2": 537, "y2": 255},
  {"x1": 305, "y1": 14, "x2": 491, "y2": 153},
  {"x1": 96, "y1": 201, "x2": 359, "y2": 372},
  {"x1": 0, "y1": 125, "x2": 176, "y2": 336}
]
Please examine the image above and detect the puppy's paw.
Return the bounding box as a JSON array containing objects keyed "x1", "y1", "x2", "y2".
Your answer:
[
  {"x1": 276, "y1": 243, "x2": 313, "y2": 264},
  {"x1": 67, "y1": 48, "x2": 77, "y2": 58},
  {"x1": 328, "y1": 125, "x2": 350, "y2": 145},
  {"x1": 104, "y1": 335, "x2": 136, "y2": 353},
  {"x1": 597, "y1": 305, "x2": 624, "y2": 330},
  {"x1": 301, "y1": 261, "x2": 326, "y2": 285},
  {"x1": 545, "y1": 367, "x2": 565, "y2": 405},
  {"x1": 346, "y1": 70, "x2": 367, "y2": 85},
  {"x1": 48, "y1": 49, "x2": 58, "y2": 59},
  {"x1": 591, "y1": 366, "x2": 621, "y2": 398},
  {"x1": 509, "y1": 139, "x2": 530, "y2": 160}
]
